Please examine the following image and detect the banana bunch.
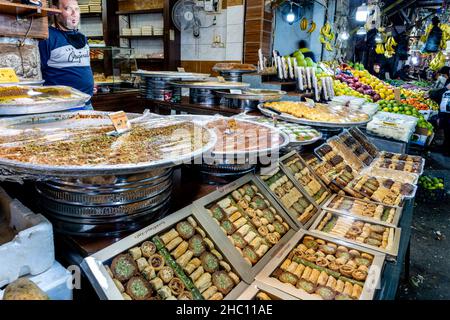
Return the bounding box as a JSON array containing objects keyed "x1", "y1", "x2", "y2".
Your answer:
[
  {"x1": 384, "y1": 36, "x2": 397, "y2": 58},
  {"x1": 307, "y1": 21, "x2": 316, "y2": 33},
  {"x1": 440, "y1": 23, "x2": 450, "y2": 49},
  {"x1": 375, "y1": 43, "x2": 385, "y2": 54},
  {"x1": 320, "y1": 22, "x2": 334, "y2": 51},
  {"x1": 430, "y1": 52, "x2": 446, "y2": 71},
  {"x1": 300, "y1": 18, "x2": 308, "y2": 31}
]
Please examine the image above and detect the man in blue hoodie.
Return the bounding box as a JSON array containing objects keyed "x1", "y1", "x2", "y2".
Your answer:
[{"x1": 39, "y1": 0, "x2": 94, "y2": 109}]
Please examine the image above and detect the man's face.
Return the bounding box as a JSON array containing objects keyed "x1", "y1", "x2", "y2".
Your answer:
[{"x1": 56, "y1": 0, "x2": 80, "y2": 30}]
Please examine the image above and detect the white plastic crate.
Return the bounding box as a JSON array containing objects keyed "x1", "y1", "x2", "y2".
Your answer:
[{"x1": 0, "y1": 187, "x2": 54, "y2": 288}]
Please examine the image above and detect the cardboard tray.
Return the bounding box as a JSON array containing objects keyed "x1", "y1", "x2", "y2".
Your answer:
[
  {"x1": 193, "y1": 174, "x2": 298, "y2": 283},
  {"x1": 81, "y1": 205, "x2": 248, "y2": 300},
  {"x1": 236, "y1": 280, "x2": 299, "y2": 300},
  {"x1": 255, "y1": 164, "x2": 321, "y2": 230},
  {"x1": 308, "y1": 209, "x2": 401, "y2": 258},
  {"x1": 279, "y1": 151, "x2": 332, "y2": 207},
  {"x1": 322, "y1": 194, "x2": 403, "y2": 227},
  {"x1": 255, "y1": 230, "x2": 386, "y2": 300}
]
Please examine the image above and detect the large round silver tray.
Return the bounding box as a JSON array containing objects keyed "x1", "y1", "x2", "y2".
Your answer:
[
  {"x1": 215, "y1": 69, "x2": 256, "y2": 74},
  {"x1": 132, "y1": 70, "x2": 210, "y2": 79},
  {"x1": 0, "y1": 86, "x2": 90, "y2": 116},
  {"x1": 258, "y1": 103, "x2": 372, "y2": 128},
  {"x1": 215, "y1": 89, "x2": 286, "y2": 101},
  {"x1": 235, "y1": 115, "x2": 323, "y2": 147},
  {"x1": 164, "y1": 115, "x2": 289, "y2": 159},
  {"x1": 169, "y1": 80, "x2": 250, "y2": 90},
  {"x1": 0, "y1": 111, "x2": 218, "y2": 178},
  {"x1": 0, "y1": 80, "x2": 45, "y2": 86}
]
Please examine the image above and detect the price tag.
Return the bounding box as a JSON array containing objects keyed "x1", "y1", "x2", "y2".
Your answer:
[
  {"x1": 217, "y1": 76, "x2": 226, "y2": 83},
  {"x1": 0, "y1": 68, "x2": 19, "y2": 83},
  {"x1": 108, "y1": 111, "x2": 131, "y2": 134},
  {"x1": 305, "y1": 98, "x2": 315, "y2": 107},
  {"x1": 394, "y1": 88, "x2": 401, "y2": 101},
  {"x1": 177, "y1": 67, "x2": 185, "y2": 72},
  {"x1": 230, "y1": 89, "x2": 242, "y2": 94}
]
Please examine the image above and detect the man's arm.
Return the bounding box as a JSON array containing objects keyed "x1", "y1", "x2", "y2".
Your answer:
[{"x1": 38, "y1": 38, "x2": 51, "y2": 70}]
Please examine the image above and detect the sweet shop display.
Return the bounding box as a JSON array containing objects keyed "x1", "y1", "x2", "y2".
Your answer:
[
  {"x1": 280, "y1": 152, "x2": 331, "y2": 206},
  {"x1": 202, "y1": 181, "x2": 292, "y2": 266},
  {"x1": 258, "y1": 166, "x2": 318, "y2": 226},
  {"x1": 82, "y1": 207, "x2": 247, "y2": 300},
  {"x1": 238, "y1": 115, "x2": 322, "y2": 145},
  {"x1": 311, "y1": 211, "x2": 400, "y2": 256},
  {"x1": 261, "y1": 101, "x2": 370, "y2": 126},
  {"x1": 255, "y1": 231, "x2": 385, "y2": 300},
  {"x1": 323, "y1": 195, "x2": 402, "y2": 226}
]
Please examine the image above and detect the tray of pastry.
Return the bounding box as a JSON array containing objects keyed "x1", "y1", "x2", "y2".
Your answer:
[
  {"x1": 309, "y1": 210, "x2": 401, "y2": 257},
  {"x1": 377, "y1": 151, "x2": 424, "y2": 166},
  {"x1": 370, "y1": 157, "x2": 424, "y2": 176},
  {"x1": 337, "y1": 131, "x2": 375, "y2": 167},
  {"x1": 259, "y1": 102, "x2": 371, "y2": 128},
  {"x1": 81, "y1": 206, "x2": 248, "y2": 300},
  {"x1": 347, "y1": 127, "x2": 380, "y2": 158},
  {"x1": 0, "y1": 85, "x2": 91, "y2": 115},
  {"x1": 236, "y1": 280, "x2": 298, "y2": 300},
  {"x1": 349, "y1": 175, "x2": 417, "y2": 202},
  {"x1": 279, "y1": 151, "x2": 331, "y2": 206},
  {"x1": 314, "y1": 138, "x2": 366, "y2": 172},
  {"x1": 322, "y1": 194, "x2": 403, "y2": 226},
  {"x1": 256, "y1": 165, "x2": 320, "y2": 228},
  {"x1": 360, "y1": 166, "x2": 419, "y2": 185},
  {"x1": 255, "y1": 230, "x2": 385, "y2": 300},
  {"x1": 193, "y1": 174, "x2": 297, "y2": 283}
]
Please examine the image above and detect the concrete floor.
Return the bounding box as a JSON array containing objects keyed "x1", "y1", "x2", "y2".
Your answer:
[{"x1": 398, "y1": 152, "x2": 450, "y2": 300}]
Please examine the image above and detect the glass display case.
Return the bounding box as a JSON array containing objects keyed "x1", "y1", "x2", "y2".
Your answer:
[{"x1": 89, "y1": 46, "x2": 138, "y2": 94}]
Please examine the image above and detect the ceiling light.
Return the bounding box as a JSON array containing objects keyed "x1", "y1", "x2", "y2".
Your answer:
[
  {"x1": 356, "y1": 2, "x2": 368, "y2": 22},
  {"x1": 357, "y1": 26, "x2": 367, "y2": 35},
  {"x1": 286, "y1": 3, "x2": 295, "y2": 24}
]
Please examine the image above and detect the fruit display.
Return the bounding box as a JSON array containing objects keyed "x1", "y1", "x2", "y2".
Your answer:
[
  {"x1": 351, "y1": 69, "x2": 395, "y2": 101},
  {"x1": 319, "y1": 22, "x2": 335, "y2": 52},
  {"x1": 377, "y1": 100, "x2": 434, "y2": 135},
  {"x1": 259, "y1": 167, "x2": 318, "y2": 225},
  {"x1": 383, "y1": 36, "x2": 397, "y2": 58},
  {"x1": 263, "y1": 101, "x2": 370, "y2": 124},
  {"x1": 107, "y1": 216, "x2": 242, "y2": 300},
  {"x1": 401, "y1": 97, "x2": 430, "y2": 111},
  {"x1": 314, "y1": 211, "x2": 398, "y2": 254},
  {"x1": 429, "y1": 52, "x2": 447, "y2": 71},
  {"x1": 269, "y1": 234, "x2": 378, "y2": 300},
  {"x1": 418, "y1": 176, "x2": 445, "y2": 190},
  {"x1": 334, "y1": 73, "x2": 379, "y2": 101},
  {"x1": 205, "y1": 182, "x2": 291, "y2": 266},
  {"x1": 324, "y1": 195, "x2": 400, "y2": 225},
  {"x1": 281, "y1": 153, "x2": 331, "y2": 206},
  {"x1": 332, "y1": 80, "x2": 372, "y2": 101}
]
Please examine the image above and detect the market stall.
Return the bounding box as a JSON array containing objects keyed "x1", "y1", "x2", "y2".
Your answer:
[{"x1": 1, "y1": 0, "x2": 449, "y2": 302}]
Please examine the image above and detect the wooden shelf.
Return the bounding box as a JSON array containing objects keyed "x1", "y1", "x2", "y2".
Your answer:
[
  {"x1": 120, "y1": 35, "x2": 163, "y2": 39},
  {"x1": 80, "y1": 12, "x2": 102, "y2": 17},
  {"x1": 0, "y1": 1, "x2": 60, "y2": 17},
  {"x1": 116, "y1": 8, "x2": 163, "y2": 15},
  {"x1": 136, "y1": 58, "x2": 165, "y2": 62}
]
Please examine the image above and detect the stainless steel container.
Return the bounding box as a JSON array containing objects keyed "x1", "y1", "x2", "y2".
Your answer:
[
  {"x1": 189, "y1": 88, "x2": 221, "y2": 105},
  {"x1": 35, "y1": 168, "x2": 174, "y2": 237}
]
